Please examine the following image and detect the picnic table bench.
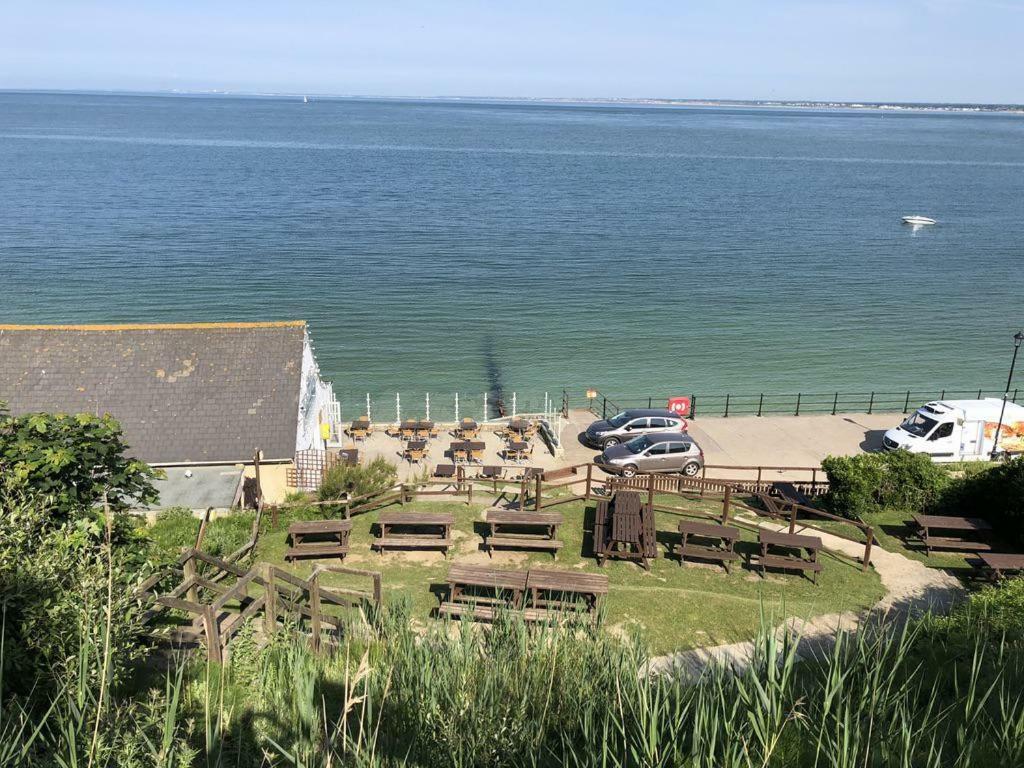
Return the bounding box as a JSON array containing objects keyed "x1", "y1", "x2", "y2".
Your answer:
[
  {"x1": 594, "y1": 490, "x2": 657, "y2": 570},
  {"x1": 438, "y1": 564, "x2": 528, "y2": 620},
  {"x1": 974, "y1": 553, "x2": 1024, "y2": 581},
  {"x1": 771, "y1": 481, "x2": 812, "y2": 508},
  {"x1": 373, "y1": 511, "x2": 454, "y2": 554},
  {"x1": 450, "y1": 440, "x2": 470, "y2": 463},
  {"x1": 285, "y1": 519, "x2": 352, "y2": 561},
  {"x1": 757, "y1": 529, "x2": 823, "y2": 583},
  {"x1": 675, "y1": 520, "x2": 741, "y2": 572},
  {"x1": 912, "y1": 514, "x2": 993, "y2": 555},
  {"x1": 505, "y1": 440, "x2": 532, "y2": 463},
  {"x1": 404, "y1": 440, "x2": 427, "y2": 464},
  {"x1": 524, "y1": 569, "x2": 608, "y2": 620},
  {"x1": 456, "y1": 419, "x2": 480, "y2": 439},
  {"x1": 484, "y1": 509, "x2": 563, "y2": 557}
]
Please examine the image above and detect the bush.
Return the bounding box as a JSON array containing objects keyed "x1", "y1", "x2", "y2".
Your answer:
[
  {"x1": 921, "y1": 576, "x2": 1024, "y2": 646},
  {"x1": 938, "y1": 457, "x2": 1024, "y2": 546},
  {"x1": 147, "y1": 507, "x2": 255, "y2": 563},
  {"x1": 822, "y1": 451, "x2": 949, "y2": 518},
  {"x1": 318, "y1": 457, "x2": 397, "y2": 503}
]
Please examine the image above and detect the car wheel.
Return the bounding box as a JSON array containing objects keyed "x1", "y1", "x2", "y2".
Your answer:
[
  {"x1": 602, "y1": 437, "x2": 620, "y2": 448},
  {"x1": 621, "y1": 464, "x2": 638, "y2": 478},
  {"x1": 682, "y1": 462, "x2": 700, "y2": 477}
]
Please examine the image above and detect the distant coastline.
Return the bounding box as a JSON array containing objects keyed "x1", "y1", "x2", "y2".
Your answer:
[{"x1": 2, "y1": 88, "x2": 1023, "y2": 114}]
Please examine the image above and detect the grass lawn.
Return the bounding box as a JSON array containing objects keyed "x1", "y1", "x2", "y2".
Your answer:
[{"x1": 252, "y1": 495, "x2": 885, "y2": 655}]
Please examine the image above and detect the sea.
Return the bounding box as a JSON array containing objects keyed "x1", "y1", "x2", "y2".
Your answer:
[{"x1": 1, "y1": 91, "x2": 1022, "y2": 418}]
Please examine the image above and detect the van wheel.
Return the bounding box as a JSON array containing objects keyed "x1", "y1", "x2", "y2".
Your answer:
[
  {"x1": 682, "y1": 462, "x2": 700, "y2": 477},
  {"x1": 621, "y1": 465, "x2": 638, "y2": 478},
  {"x1": 602, "y1": 437, "x2": 620, "y2": 448}
]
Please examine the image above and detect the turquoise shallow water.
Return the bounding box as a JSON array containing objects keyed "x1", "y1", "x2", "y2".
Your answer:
[{"x1": 1, "y1": 92, "x2": 1022, "y2": 416}]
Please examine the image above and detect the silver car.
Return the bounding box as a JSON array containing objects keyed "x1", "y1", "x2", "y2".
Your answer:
[
  {"x1": 595, "y1": 433, "x2": 704, "y2": 478},
  {"x1": 583, "y1": 408, "x2": 687, "y2": 449}
]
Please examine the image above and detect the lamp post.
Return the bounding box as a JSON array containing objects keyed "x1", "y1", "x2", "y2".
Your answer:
[{"x1": 991, "y1": 331, "x2": 1024, "y2": 459}]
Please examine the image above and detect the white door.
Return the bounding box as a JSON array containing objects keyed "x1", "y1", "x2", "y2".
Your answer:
[{"x1": 926, "y1": 421, "x2": 957, "y2": 461}]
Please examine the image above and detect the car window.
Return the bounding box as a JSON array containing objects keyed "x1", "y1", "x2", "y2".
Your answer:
[
  {"x1": 628, "y1": 418, "x2": 649, "y2": 430},
  {"x1": 930, "y1": 422, "x2": 954, "y2": 440},
  {"x1": 645, "y1": 443, "x2": 669, "y2": 455},
  {"x1": 649, "y1": 417, "x2": 668, "y2": 428},
  {"x1": 667, "y1": 443, "x2": 691, "y2": 454}
]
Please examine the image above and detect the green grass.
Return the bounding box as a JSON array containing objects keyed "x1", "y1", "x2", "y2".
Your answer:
[{"x1": 251, "y1": 496, "x2": 884, "y2": 655}]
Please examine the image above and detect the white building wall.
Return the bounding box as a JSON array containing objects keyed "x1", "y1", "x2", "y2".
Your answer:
[{"x1": 295, "y1": 329, "x2": 338, "y2": 453}]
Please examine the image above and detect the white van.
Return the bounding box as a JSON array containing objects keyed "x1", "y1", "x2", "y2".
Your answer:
[{"x1": 882, "y1": 399, "x2": 1024, "y2": 462}]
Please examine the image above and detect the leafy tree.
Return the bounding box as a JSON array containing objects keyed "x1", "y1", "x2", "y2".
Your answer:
[
  {"x1": 0, "y1": 410, "x2": 160, "y2": 519},
  {"x1": 938, "y1": 457, "x2": 1024, "y2": 545},
  {"x1": 822, "y1": 451, "x2": 949, "y2": 518},
  {"x1": 319, "y1": 457, "x2": 397, "y2": 504}
]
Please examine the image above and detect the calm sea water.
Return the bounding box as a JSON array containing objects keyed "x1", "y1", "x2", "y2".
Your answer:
[{"x1": 1, "y1": 92, "x2": 1022, "y2": 417}]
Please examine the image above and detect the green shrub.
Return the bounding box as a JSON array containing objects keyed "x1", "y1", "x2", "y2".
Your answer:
[
  {"x1": 318, "y1": 457, "x2": 397, "y2": 503},
  {"x1": 822, "y1": 451, "x2": 949, "y2": 518},
  {"x1": 147, "y1": 507, "x2": 255, "y2": 563},
  {"x1": 921, "y1": 576, "x2": 1024, "y2": 646},
  {"x1": 938, "y1": 457, "x2": 1024, "y2": 546}
]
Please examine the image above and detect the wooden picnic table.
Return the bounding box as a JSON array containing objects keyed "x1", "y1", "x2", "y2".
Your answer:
[
  {"x1": 450, "y1": 440, "x2": 470, "y2": 463},
  {"x1": 912, "y1": 514, "x2": 993, "y2": 555},
  {"x1": 757, "y1": 529, "x2": 823, "y2": 583},
  {"x1": 404, "y1": 440, "x2": 427, "y2": 463},
  {"x1": 373, "y1": 511, "x2": 454, "y2": 553},
  {"x1": 525, "y1": 568, "x2": 608, "y2": 619},
  {"x1": 974, "y1": 553, "x2": 1024, "y2": 581},
  {"x1": 676, "y1": 520, "x2": 741, "y2": 572},
  {"x1": 484, "y1": 509, "x2": 564, "y2": 557},
  {"x1": 348, "y1": 418, "x2": 371, "y2": 441},
  {"x1": 506, "y1": 440, "x2": 531, "y2": 463},
  {"x1": 466, "y1": 440, "x2": 486, "y2": 463},
  {"x1": 285, "y1": 519, "x2": 353, "y2": 561},
  {"x1": 457, "y1": 419, "x2": 480, "y2": 439},
  {"x1": 439, "y1": 564, "x2": 529, "y2": 620},
  {"x1": 593, "y1": 490, "x2": 657, "y2": 570}
]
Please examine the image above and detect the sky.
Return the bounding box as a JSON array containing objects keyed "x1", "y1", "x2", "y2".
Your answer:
[{"x1": 1, "y1": 1, "x2": 1021, "y2": 103}]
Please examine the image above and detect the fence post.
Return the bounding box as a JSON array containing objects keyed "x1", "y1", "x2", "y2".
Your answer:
[
  {"x1": 647, "y1": 473, "x2": 655, "y2": 516},
  {"x1": 977, "y1": 388, "x2": 982, "y2": 399},
  {"x1": 520, "y1": 476, "x2": 528, "y2": 510},
  {"x1": 182, "y1": 553, "x2": 199, "y2": 605},
  {"x1": 940, "y1": 389, "x2": 945, "y2": 399},
  {"x1": 811, "y1": 468, "x2": 818, "y2": 495},
  {"x1": 795, "y1": 393, "x2": 801, "y2": 416},
  {"x1": 203, "y1": 605, "x2": 222, "y2": 664},
  {"x1": 756, "y1": 467, "x2": 762, "y2": 490},
  {"x1": 832, "y1": 392, "x2": 838, "y2": 415},
  {"x1": 467, "y1": 477, "x2": 474, "y2": 505},
  {"x1": 309, "y1": 572, "x2": 322, "y2": 652},
  {"x1": 863, "y1": 528, "x2": 874, "y2": 571},
  {"x1": 535, "y1": 473, "x2": 543, "y2": 511},
  {"x1": 721, "y1": 486, "x2": 731, "y2": 524},
  {"x1": 903, "y1": 390, "x2": 911, "y2": 413},
  {"x1": 724, "y1": 394, "x2": 730, "y2": 418},
  {"x1": 264, "y1": 565, "x2": 278, "y2": 637},
  {"x1": 867, "y1": 391, "x2": 875, "y2": 414},
  {"x1": 788, "y1": 505, "x2": 797, "y2": 534},
  {"x1": 602, "y1": 397, "x2": 608, "y2": 419},
  {"x1": 757, "y1": 393, "x2": 764, "y2": 417},
  {"x1": 585, "y1": 463, "x2": 593, "y2": 500},
  {"x1": 1015, "y1": 388, "x2": 1020, "y2": 404},
  {"x1": 699, "y1": 464, "x2": 706, "y2": 498},
  {"x1": 399, "y1": 483, "x2": 406, "y2": 505},
  {"x1": 691, "y1": 395, "x2": 697, "y2": 419},
  {"x1": 648, "y1": 396, "x2": 652, "y2": 408}
]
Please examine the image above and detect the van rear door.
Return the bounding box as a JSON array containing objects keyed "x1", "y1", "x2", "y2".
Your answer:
[{"x1": 959, "y1": 420, "x2": 984, "y2": 459}]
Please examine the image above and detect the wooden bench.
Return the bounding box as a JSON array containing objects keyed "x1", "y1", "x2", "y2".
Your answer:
[
  {"x1": 771, "y1": 481, "x2": 812, "y2": 508},
  {"x1": 974, "y1": 553, "x2": 1024, "y2": 581},
  {"x1": 526, "y1": 568, "x2": 609, "y2": 617},
  {"x1": 913, "y1": 514, "x2": 993, "y2": 555},
  {"x1": 756, "y1": 529, "x2": 823, "y2": 584},
  {"x1": 484, "y1": 509, "x2": 563, "y2": 557},
  {"x1": 285, "y1": 519, "x2": 352, "y2": 561},
  {"x1": 676, "y1": 520, "x2": 741, "y2": 572},
  {"x1": 437, "y1": 563, "x2": 529, "y2": 620},
  {"x1": 594, "y1": 491, "x2": 657, "y2": 570},
  {"x1": 373, "y1": 512, "x2": 454, "y2": 553}
]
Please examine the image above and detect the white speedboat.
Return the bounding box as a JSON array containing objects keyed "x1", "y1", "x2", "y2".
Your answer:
[{"x1": 902, "y1": 215, "x2": 936, "y2": 226}]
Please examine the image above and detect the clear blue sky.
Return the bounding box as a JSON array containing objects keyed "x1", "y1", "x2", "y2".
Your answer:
[{"x1": 2, "y1": 1, "x2": 1020, "y2": 103}]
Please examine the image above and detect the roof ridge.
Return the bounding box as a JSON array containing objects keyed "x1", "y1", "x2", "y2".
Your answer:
[{"x1": 0, "y1": 321, "x2": 306, "y2": 331}]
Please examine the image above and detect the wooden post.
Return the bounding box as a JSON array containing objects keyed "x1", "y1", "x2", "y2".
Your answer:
[
  {"x1": 535, "y1": 473, "x2": 543, "y2": 511},
  {"x1": 585, "y1": 463, "x2": 593, "y2": 500},
  {"x1": 756, "y1": 467, "x2": 762, "y2": 491},
  {"x1": 399, "y1": 483, "x2": 406, "y2": 505},
  {"x1": 309, "y1": 573, "x2": 322, "y2": 652},
  {"x1": 647, "y1": 473, "x2": 655, "y2": 517},
  {"x1": 788, "y1": 505, "x2": 797, "y2": 534},
  {"x1": 811, "y1": 468, "x2": 818, "y2": 495},
  {"x1": 468, "y1": 477, "x2": 474, "y2": 505},
  {"x1": 264, "y1": 565, "x2": 278, "y2": 637},
  {"x1": 721, "y1": 486, "x2": 731, "y2": 524},
  {"x1": 520, "y1": 476, "x2": 527, "y2": 511},
  {"x1": 194, "y1": 507, "x2": 212, "y2": 551},
  {"x1": 699, "y1": 464, "x2": 706, "y2": 498},
  {"x1": 203, "y1": 605, "x2": 222, "y2": 663},
  {"x1": 863, "y1": 528, "x2": 874, "y2": 571},
  {"x1": 182, "y1": 553, "x2": 199, "y2": 605}
]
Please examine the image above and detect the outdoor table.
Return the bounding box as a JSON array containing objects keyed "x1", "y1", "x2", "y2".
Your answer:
[
  {"x1": 975, "y1": 553, "x2": 1024, "y2": 581},
  {"x1": 484, "y1": 509, "x2": 563, "y2": 557},
  {"x1": 450, "y1": 440, "x2": 470, "y2": 463},
  {"x1": 414, "y1": 420, "x2": 436, "y2": 439},
  {"x1": 757, "y1": 529, "x2": 823, "y2": 583},
  {"x1": 398, "y1": 420, "x2": 419, "y2": 440},
  {"x1": 348, "y1": 418, "x2": 371, "y2": 441},
  {"x1": 467, "y1": 440, "x2": 486, "y2": 463},
  {"x1": 404, "y1": 440, "x2": 427, "y2": 464},
  {"x1": 525, "y1": 569, "x2": 608, "y2": 615},
  {"x1": 676, "y1": 520, "x2": 741, "y2": 572},
  {"x1": 445, "y1": 564, "x2": 528, "y2": 609},
  {"x1": 373, "y1": 511, "x2": 454, "y2": 553},
  {"x1": 457, "y1": 418, "x2": 480, "y2": 439},
  {"x1": 285, "y1": 519, "x2": 352, "y2": 561},
  {"x1": 506, "y1": 440, "x2": 530, "y2": 463},
  {"x1": 912, "y1": 514, "x2": 992, "y2": 555}
]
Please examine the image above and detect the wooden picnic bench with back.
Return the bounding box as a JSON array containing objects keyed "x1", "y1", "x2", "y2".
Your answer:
[
  {"x1": 483, "y1": 509, "x2": 563, "y2": 557},
  {"x1": 756, "y1": 529, "x2": 823, "y2": 584},
  {"x1": 524, "y1": 568, "x2": 609, "y2": 622},
  {"x1": 285, "y1": 519, "x2": 353, "y2": 562},
  {"x1": 437, "y1": 563, "x2": 529, "y2": 621}
]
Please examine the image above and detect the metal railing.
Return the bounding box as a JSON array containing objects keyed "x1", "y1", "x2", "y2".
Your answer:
[{"x1": 566, "y1": 387, "x2": 1020, "y2": 419}]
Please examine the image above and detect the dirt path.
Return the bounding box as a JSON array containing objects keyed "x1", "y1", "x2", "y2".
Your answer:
[{"x1": 647, "y1": 516, "x2": 965, "y2": 677}]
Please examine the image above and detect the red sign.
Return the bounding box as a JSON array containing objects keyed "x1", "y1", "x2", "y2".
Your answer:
[{"x1": 667, "y1": 396, "x2": 691, "y2": 418}]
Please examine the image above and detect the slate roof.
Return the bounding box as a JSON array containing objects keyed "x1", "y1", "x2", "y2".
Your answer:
[{"x1": 0, "y1": 322, "x2": 306, "y2": 464}]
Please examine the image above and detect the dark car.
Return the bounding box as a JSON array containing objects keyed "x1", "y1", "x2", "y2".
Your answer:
[
  {"x1": 583, "y1": 408, "x2": 686, "y2": 449},
  {"x1": 595, "y1": 433, "x2": 704, "y2": 478}
]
